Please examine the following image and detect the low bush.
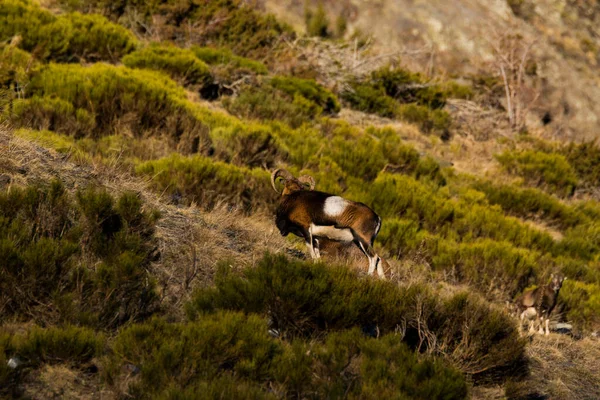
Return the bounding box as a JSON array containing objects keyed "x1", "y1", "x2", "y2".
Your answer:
[
  {"x1": 63, "y1": 0, "x2": 294, "y2": 59},
  {"x1": 452, "y1": 202, "x2": 556, "y2": 253},
  {"x1": 557, "y1": 223, "x2": 600, "y2": 261},
  {"x1": 27, "y1": 63, "x2": 212, "y2": 151},
  {"x1": 305, "y1": 3, "x2": 330, "y2": 38},
  {"x1": 341, "y1": 80, "x2": 398, "y2": 118},
  {"x1": 109, "y1": 313, "x2": 468, "y2": 399},
  {"x1": 0, "y1": 332, "x2": 14, "y2": 389},
  {"x1": 397, "y1": 103, "x2": 451, "y2": 135},
  {"x1": 224, "y1": 76, "x2": 340, "y2": 128},
  {"x1": 357, "y1": 173, "x2": 455, "y2": 229},
  {"x1": 8, "y1": 96, "x2": 96, "y2": 136},
  {"x1": 135, "y1": 154, "x2": 278, "y2": 212},
  {"x1": 0, "y1": 1, "x2": 137, "y2": 62},
  {"x1": 0, "y1": 181, "x2": 159, "y2": 328},
  {"x1": 560, "y1": 140, "x2": 600, "y2": 189},
  {"x1": 496, "y1": 150, "x2": 578, "y2": 197},
  {"x1": 192, "y1": 46, "x2": 268, "y2": 75},
  {"x1": 432, "y1": 239, "x2": 539, "y2": 297},
  {"x1": 53, "y1": 12, "x2": 138, "y2": 62},
  {"x1": 223, "y1": 84, "x2": 322, "y2": 128},
  {"x1": 0, "y1": 45, "x2": 37, "y2": 91},
  {"x1": 0, "y1": 0, "x2": 54, "y2": 51},
  {"x1": 13, "y1": 325, "x2": 104, "y2": 365},
  {"x1": 270, "y1": 76, "x2": 340, "y2": 114},
  {"x1": 342, "y1": 66, "x2": 470, "y2": 136},
  {"x1": 559, "y1": 280, "x2": 600, "y2": 332},
  {"x1": 473, "y1": 181, "x2": 582, "y2": 229},
  {"x1": 187, "y1": 253, "x2": 524, "y2": 377},
  {"x1": 122, "y1": 44, "x2": 212, "y2": 87}
]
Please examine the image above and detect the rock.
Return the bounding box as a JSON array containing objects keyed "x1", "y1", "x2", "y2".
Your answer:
[
  {"x1": 268, "y1": 328, "x2": 280, "y2": 338},
  {"x1": 7, "y1": 357, "x2": 22, "y2": 369}
]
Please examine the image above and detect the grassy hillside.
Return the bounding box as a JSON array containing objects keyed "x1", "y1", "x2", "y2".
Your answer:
[{"x1": 1, "y1": 0, "x2": 600, "y2": 398}]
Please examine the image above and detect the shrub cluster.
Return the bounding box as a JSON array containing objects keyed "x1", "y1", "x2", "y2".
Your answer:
[
  {"x1": 0, "y1": 45, "x2": 37, "y2": 91},
  {"x1": 59, "y1": 0, "x2": 294, "y2": 59},
  {"x1": 559, "y1": 140, "x2": 600, "y2": 189},
  {"x1": 495, "y1": 149, "x2": 578, "y2": 197},
  {"x1": 341, "y1": 66, "x2": 471, "y2": 137},
  {"x1": 0, "y1": 1, "x2": 137, "y2": 62},
  {"x1": 192, "y1": 46, "x2": 268, "y2": 75},
  {"x1": 20, "y1": 63, "x2": 212, "y2": 153},
  {"x1": 187, "y1": 253, "x2": 524, "y2": 377},
  {"x1": 108, "y1": 312, "x2": 468, "y2": 399},
  {"x1": 224, "y1": 76, "x2": 340, "y2": 128},
  {"x1": 473, "y1": 180, "x2": 582, "y2": 229},
  {"x1": 135, "y1": 153, "x2": 278, "y2": 211},
  {"x1": 0, "y1": 181, "x2": 159, "y2": 328},
  {"x1": 122, "y1": 43, "x2": 212, "y2": 87}
]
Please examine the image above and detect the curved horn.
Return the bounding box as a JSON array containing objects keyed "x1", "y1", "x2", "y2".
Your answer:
[
  {"x1": 297, "y1": 175, "x2": 316, "y2": 190},
  {"x1": 271, "y1": 169, "x2": 294, "y2": 194}
]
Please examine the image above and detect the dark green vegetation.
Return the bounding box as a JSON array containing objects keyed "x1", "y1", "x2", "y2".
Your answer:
[
  {"x1": 55, "y1": 0, "x2": 294, "y2": 59},
  {"x1": 341, "y1": 66, "x2": 472, "y2": 137},
  {"x1": 0, "y1": 0, "x2": 137, "y2": 62},
  {"x1": 0, "y1": 181, "x2": 159, "y2": 328},
  {"x1": 224, "y1": 76, "x2": 340, "y2": 127},
  {"x1": 122, "y1": 44, "x2": 212, "y2": 87},
  {"x1": 2, "y1": 0, "x2": 600, "y2": 397}
]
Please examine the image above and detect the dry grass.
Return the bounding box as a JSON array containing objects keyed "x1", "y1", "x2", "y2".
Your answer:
[
  {"x1": 21, "y1": 365, "x2": 108, "y2": 400},
  {"x1": 504, "y1": 335, "x2": 600, "y2": 400}
]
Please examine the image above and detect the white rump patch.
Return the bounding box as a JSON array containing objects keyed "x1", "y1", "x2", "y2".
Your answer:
[
  {"x1": 522, "y1": 307, "x2": 537, "y2": 320},
  {"x1": 310, "y1": 224, "x2": 354, "y2": 242},
  {"x1": 324, "y1": 196, "x2": 349, "y2": 217}
]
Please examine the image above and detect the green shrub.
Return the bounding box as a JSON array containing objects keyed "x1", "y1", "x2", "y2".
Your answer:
[
  {"x1": 473, "y1": 180, "x2": 582, "y2": 229},
  {"x1": 14, "y1": 325, "x2": 104, "y2": 365},
  {"x1": 0, "y1": 181, "x2": 159, "y2": 328},
  {"x1": 110, "y1": 314, "x2": 468, "y2": 399},
  {"x1": 135, "y1": 154, "x2": 278, "y2": 212},
  {"x1": 158, "y1": 376, "x2": 276, "y2": 400},
  {"x1": 0, "y1": 0, "x2": 54, "y2": 51},
  {"x1": 223, "y1": 84, "x2": 322, "y2": 128},
  {"x1": 123, "y1": 43, "x2": 212, "y2": 87},
  {"x1": 452, "y1": 202, "x2": 556, "y2": 253},
  {"x1": 432, "y1": 239, "x2": 539, "y2": 296},
  {"x1": 0, "y1": 45, "x2": 37, "y2": 91},
  {"x1": 357, "y1": 173, "x2": 455, "y2": 229},
  {"x1": 559, "y1": 280, "x2": 600, "y2": 332},
  {"x1": 192, "y1": 46, "x2": 268, "y2": 75},
  {"x1": 55, "y1": 12, "x2": 137, "y2": 62},
  {"x1": 0, "y1": 1, "x2": 137, "y2": 62},
  {"x1": 305, "y1": 3, "x2": 330, "y2": 38},
  {"x1": 224, "y1": 77, "x2": 339, "y2": 128},
  {"x1": 0, "y1": 332, "x2": 15, "y2": 389},
  {"x1": 8, "y1": 96, "x2": 96, "y2": 136},
  {"x1": 496, "y1": 150, "x2": 578, "y2": 196},
  {"x1": 27, "y1": 63, "x2": 212, "y2": 149},
  {"x1": 111, "y1": 312, "x2": 280, "y2": 397},
  {"x1": 341, "y1": 80, "x2": 398, "y2": 118},
  {"x1": 558, "y1": 223, "x2": 600, "y2": 261},
  {"x1": 187, "y1": 253, "x2": 524, "y2": 376},
  {"x1": 398, "y1": 103, "x2": 451, "y2": 135},
  {"x1": 70, "y1": 0, "x2": 294, "y2": 59},
  {"x1": 560, "y1": 140, "x2": 600, "y2": 189},
  {"x1": 270, "y1": 76, "x2": 340, "y2": 114},
  {"x1": 372, "y1": 66, "x2": 472, "y2": 108}
]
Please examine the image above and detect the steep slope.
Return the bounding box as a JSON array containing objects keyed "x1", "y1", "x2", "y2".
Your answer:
[{"x1": 266, "y1": 0, "x2": 600, "y2": 141}]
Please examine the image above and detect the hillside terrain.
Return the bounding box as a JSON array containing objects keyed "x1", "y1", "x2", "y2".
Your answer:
[{"x1": 1, "y1": 0, "x2": 600, "y2": 399}]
